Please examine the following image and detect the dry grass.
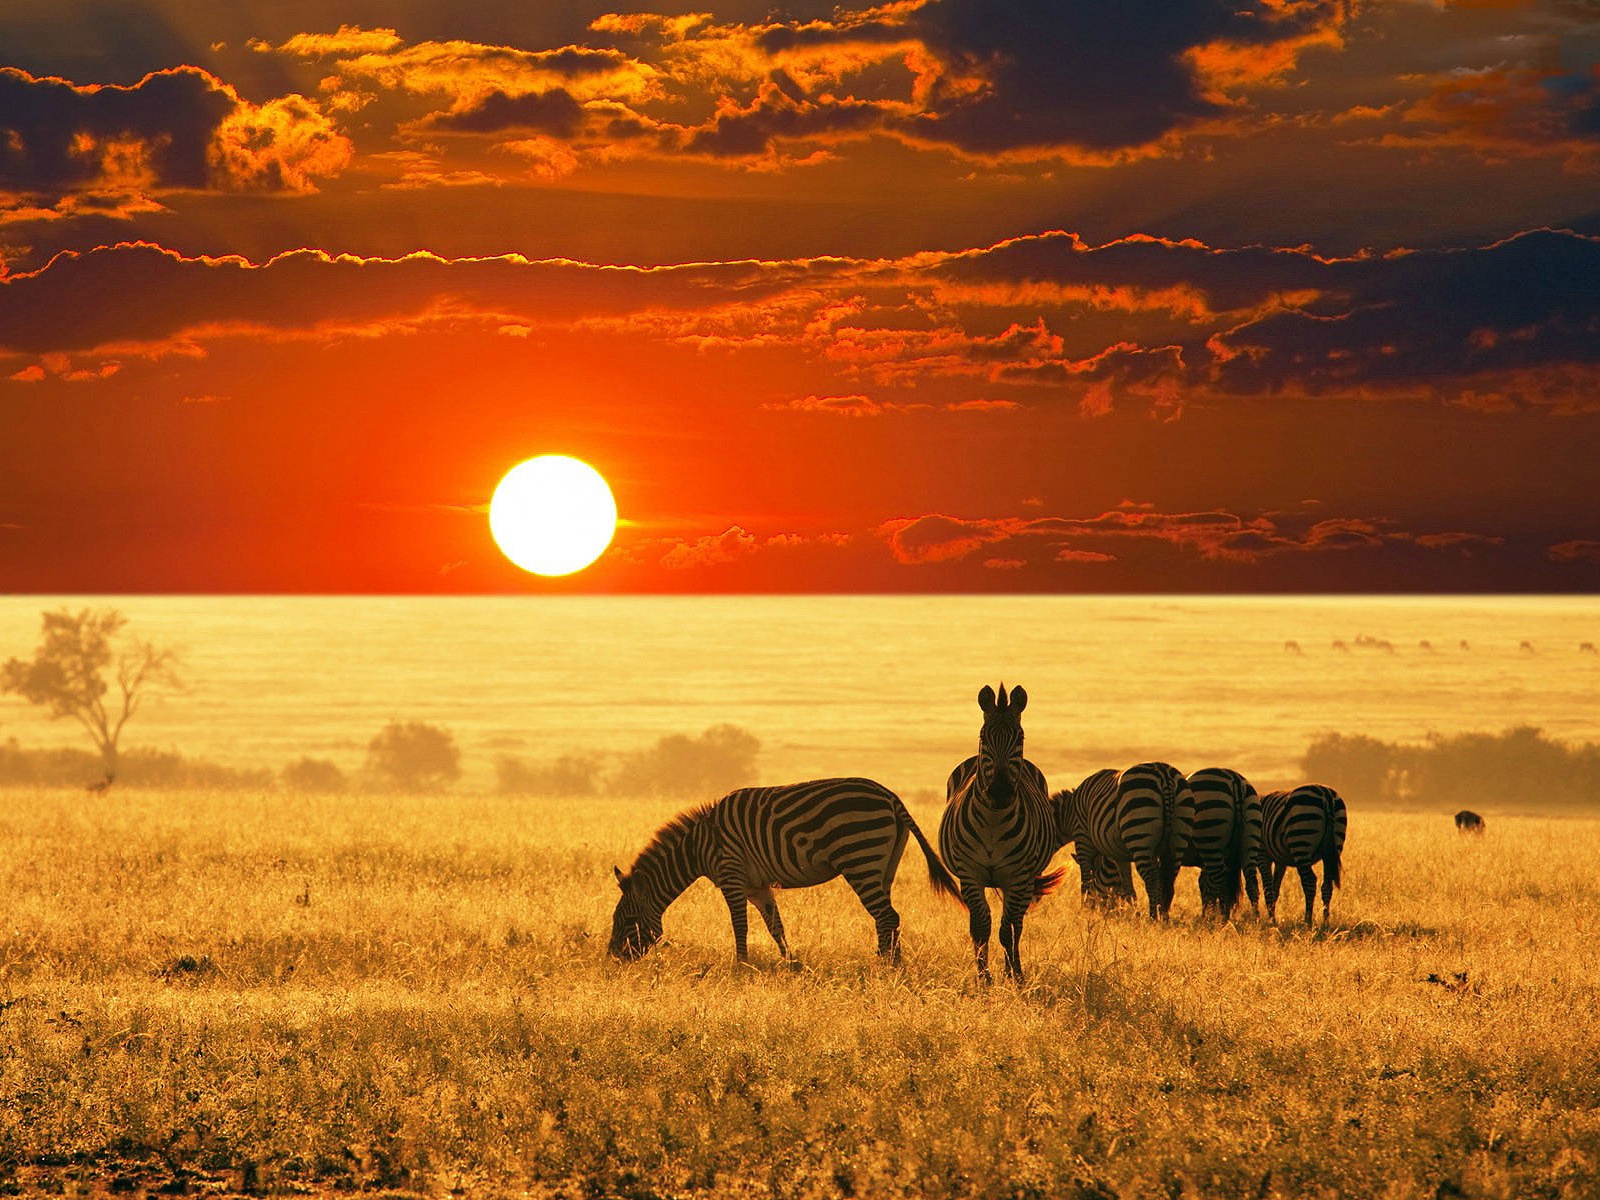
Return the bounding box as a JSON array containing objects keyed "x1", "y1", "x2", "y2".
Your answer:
[{"x1": 2, "y1": 788, "x2": 1599, "y2": 1199}]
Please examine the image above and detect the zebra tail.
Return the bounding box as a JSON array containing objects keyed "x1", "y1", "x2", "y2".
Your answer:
[
  {"x1": 1321, "y1": 802, "x2": 1343, "y2": 890},
  {"x1": 897, "y1": 799, "x2": 966, "y2": 908},
  {"x1": 1031, "y1": 867, "x2": 1068, "y2": 909}
]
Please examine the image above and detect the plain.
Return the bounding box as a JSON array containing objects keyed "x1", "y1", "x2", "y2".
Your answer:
[{"x1": 2, "y1": 787, "x2": 1598, "y2": 1199}]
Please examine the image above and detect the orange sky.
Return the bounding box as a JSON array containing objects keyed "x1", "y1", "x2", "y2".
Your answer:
[{"x1": 2, "y1": 1, "x2": 1599, "y2": 592}]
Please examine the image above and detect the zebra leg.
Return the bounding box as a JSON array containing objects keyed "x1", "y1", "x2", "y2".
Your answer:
[
  {"x1": 961, "y1": 881, "x2": 993, "y2": 983},
  {"x1": 1321, "y1": 870, "x2": 1335, "y2": 926},
  {"x1": 718, "y1": 885, "x2": 752, "y2": 964},
  {"x1": 998, "y1": 888, "x2": 1030, "y2": 983},
  {"x1": 1243, "y1": 863, "x2": 1261, "y2": 917},
  {"x1": 1265, "y1": 863, "x2": 1287, "y2": 924},
  {"x1": 840, "y1": 865, "x2": 902, "y2": 966},
  {"x1": 1298, "y1": 865, "x2": 1318, "y2": 926},
  {"x1": 1135, "y1": 860, "x2": 1163, "y2": 921},
  {"x1": 751, "y1": 889, "x2": 792, "y2": 960},
  {"x1": 1158, "y1": 859, "x2": 1181, "y2": 920}
]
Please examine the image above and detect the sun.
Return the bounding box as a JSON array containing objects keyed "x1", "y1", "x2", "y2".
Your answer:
[{"x1": 489, "y1": 456, "x2": 617, "y2": 576}]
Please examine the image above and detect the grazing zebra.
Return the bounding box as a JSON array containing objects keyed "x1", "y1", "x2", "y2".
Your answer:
[
  {"x1": 1244, "y1": 784, "x2": 1348, "y2": 926},
  {"x1": 609, "y1": 777, "x2": 960, "y2": 965},
  {"x1": 1053, "y1": 762, "x2": 1195, "y2": 921},
  {"x1": 939, "y1": 684, "x2": 1061, "y2": 983},
  {"x1": 1454, "y1": 809, "x2": 1485, "y2": 834},
  {"x1": 1180, "y1": 767, "x2": 1261, "y2": 920}
]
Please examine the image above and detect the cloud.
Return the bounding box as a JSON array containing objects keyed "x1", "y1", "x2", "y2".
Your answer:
[
  {"x1": 767, "y1": 393, "x2": 929, "y2": 417},
  {"x1": 1549, "y1": 540, "x2": 1600, "y2": 564},
  {"x1": 0, "y1": 67, "x2": 351, "y2": 196},
  {"x1": 659, "y1": 525, "x2": 758, "y2": 568}
]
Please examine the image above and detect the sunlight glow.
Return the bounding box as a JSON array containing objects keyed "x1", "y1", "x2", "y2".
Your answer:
[{"x1": 489, "y1": 456, "x2": 617, "y2": 576}]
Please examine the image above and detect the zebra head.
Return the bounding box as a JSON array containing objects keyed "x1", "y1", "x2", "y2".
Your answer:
[
  {"x1": 608, "y1": 865, "x2": 664, "y2": 960},
  {"x1": 975, "y1": 683, "x2": 1028, "y2": 806}
]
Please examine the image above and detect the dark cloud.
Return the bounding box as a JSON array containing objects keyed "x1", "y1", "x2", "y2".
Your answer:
[
  {"x1": 425, "y1": 88, "x2": 586, "y2": 136},
  {"x1": 0, "y1": 67, "x2": 350, "y2": 196}
]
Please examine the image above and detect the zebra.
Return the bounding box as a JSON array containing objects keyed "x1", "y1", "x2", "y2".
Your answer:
[
  {"x1": 939, "y1": 684, "x2": 1062, "y2": 983},
  {"x1": 609, "y1": 777, "x2": 960, "y2": 965},
  {"x1": 1244, "y1": 784, "x2": 1348, "y2": 926},
  {"x1": 1053, "y1": 762, "x2": 1195, "y2": 920},
  {"x1": 1180, "y1": 767, "x2": 1261, "y2": 921}
]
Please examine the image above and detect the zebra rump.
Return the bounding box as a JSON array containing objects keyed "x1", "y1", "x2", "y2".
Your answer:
[
  {"x1": 1181, "y1": 767, "x2": 1261, "y2": 919},
  {"x1": 1248, "y1": 783, "x2": 1347, "y2": 925},
  {"x1": 1055, "y1": 762, "x2": 1195, "y2": 920}
]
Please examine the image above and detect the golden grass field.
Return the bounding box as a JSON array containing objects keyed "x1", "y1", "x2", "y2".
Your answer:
[{"x1": 2, "y1": 787, "x2": 1599, "y2": 1199}]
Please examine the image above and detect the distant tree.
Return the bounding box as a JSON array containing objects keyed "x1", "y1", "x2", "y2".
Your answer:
[
  {"x1": 364, "y1": 721, "x2": 461, "y2": 792},
  {"x1": 282, "y1": 756, "x2": 349, "y2": 793},
  {"x1": 496, "y1": 752, "x2": 602, "y2": 796},
  {"x1": 610, "y1": 723, "x2": 761, "y2": 798},
  {"x1": 1, "y1": 607, "x2": 181, "y2": 781}
]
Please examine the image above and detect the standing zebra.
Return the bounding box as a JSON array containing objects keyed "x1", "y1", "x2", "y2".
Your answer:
[
  {"x1": 1244, "y1": 783, "x2": 1348, "y2": 926},
  {"x1": 1053, "y1": 762, "x2": 1194, "y2": 920},
  {"x1": 1181, "y1": 767, "x2": 1261, "y2": 921},
  {"x1": 939, "y1": 684, "x2": 1062, "y2": 983},
  {"x1": 609, "y1": 777, "x2": 960, "y2": 965}
]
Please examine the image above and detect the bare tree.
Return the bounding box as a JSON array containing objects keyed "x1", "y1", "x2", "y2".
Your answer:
[{"x1": 1, "y1": 608, "x2": 181, "y2": 783}]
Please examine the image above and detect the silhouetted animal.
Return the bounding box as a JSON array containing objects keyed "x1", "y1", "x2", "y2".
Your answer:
[
  {"x1": 1054, "y1": 762, "x2": 1195, "y2": 921},
  {"x1": 609, "y1": 777, "x2": 958, "y2": 965},
  {"x1": 1459, "y1": 640, "x2": 1471, "y2": 651},
  {"x1": 1581, "y1": 642, "x2": 1597, "y2": 655},
  {"x1": 1454, "y1": 810, "x2": 1485, "y2": 834},
  {"x1": 940, "y1": 684, "x2": 1060, "y2": 983},
  {"x1": 1419, "y1": 640, "x2": 1434, "y2": 653},
  {"x1": 85, "y1": 772, "x2": 114, "y2": 795},
  {"x1": 1520, "y1": 640, "x2": 1535, "y2": 653},
  {"x1": 1332, "y1": 640, "x2": 1350, "y2": 653},
  {"x1": 1284, "y1": 640, "x2": 1302, "y2": 655},
  {"x1": 1180, "y1": 767, "x2": 1262, "y2": 920},
  {"x1": 1245, "y1": 784, "x2": 1347, "y2": 926}
]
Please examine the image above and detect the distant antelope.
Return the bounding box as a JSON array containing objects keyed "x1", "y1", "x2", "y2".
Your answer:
[
  {"x1": 1332, "y1": 639, "x2": 1350, "y2": 653},
  {"x1": 1581, "y1": 642, "x2": 1597, "y2": 655},
  {"x1": 1418, "y1": 640, "x2": 1434, "y2": 653},
  {"x1": 1459, "y1": 640, "x2": 1471, "y2": 651},
  {"x1": 1520, "y1": 640, "x2": 1536, "y2": 653},
  {"x1": 85, "y1": 772, "x2": 114, "y2": 795},
  {"x1": 1454, "y1": 810, "x2": 1485, "y2": 834},
  {"x1": 1284, "y1": 640, "x2": 1302, "y2": 655}
]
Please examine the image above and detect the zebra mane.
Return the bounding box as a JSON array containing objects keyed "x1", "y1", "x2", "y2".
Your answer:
[{"x1": 628, "y1": 803, "x2": 715, "y2": 876}]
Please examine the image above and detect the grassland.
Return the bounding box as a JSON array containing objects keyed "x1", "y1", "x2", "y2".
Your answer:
[{"x1": 2, "y1": 788, "x2": 1599, "y2": 1199}]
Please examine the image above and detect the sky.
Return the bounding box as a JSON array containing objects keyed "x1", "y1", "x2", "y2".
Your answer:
[{"x1": 2, "y1": 0, "x2": 1599, "y2": 593}]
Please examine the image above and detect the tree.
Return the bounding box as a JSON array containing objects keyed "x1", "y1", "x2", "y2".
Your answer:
[
  {"x1": 364, "y1": 721, "x2": 461, "y2": 792},
  {"x1": 1, "y1": 608, "x2": 181, "y2": 780},
  {"x1": 610, "y1": 724, "x2": 761, "y2": 797},
  {"x1": 282, "y1": 757, "x2": 349, "y2": 794}
]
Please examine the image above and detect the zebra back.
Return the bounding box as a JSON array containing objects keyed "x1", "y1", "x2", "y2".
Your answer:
[
  {"x1": 1116, "y1": 761, "x2": 1194, "y2": 869},
  {"x1": 1185, "y1": 766, "x2": 1259, "y2": 915},
  {"x1": 1258, "y1": 783, "x2": 1344, "y2": 875}
]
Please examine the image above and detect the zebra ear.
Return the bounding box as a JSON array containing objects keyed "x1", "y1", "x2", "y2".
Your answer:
[
  {"x1": 613, "y1": 865, "x2": 626, "y2": 890},
  {"x1": 978, "y1": 685, "x2": 996, "y2": 712},
  {"x1": 1010, "y1": 685, "x2": 1027, "y2": 714}
]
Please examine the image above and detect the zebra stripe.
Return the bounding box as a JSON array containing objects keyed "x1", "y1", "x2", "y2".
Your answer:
[
  {"x1": 609, "y1": 776, "x2": 960, "y2": 964},
  {"x1": 1244, "y1": 783, "x2": 1347, "y2": 926},
  {"x1": 1180, "y1": 767, "x2": 1261, "y2": 920},
  {"x1": 1053, "y1": 762, "x2": 1195, "y2": 920},
  {"x1": 938, "y1": 683, "x2": 1062, "y2": 983}
]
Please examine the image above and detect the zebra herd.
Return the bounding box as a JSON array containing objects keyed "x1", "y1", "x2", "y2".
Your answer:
[{"x1": 609, "y1": 683, "x2": 1349, "y2": 982}]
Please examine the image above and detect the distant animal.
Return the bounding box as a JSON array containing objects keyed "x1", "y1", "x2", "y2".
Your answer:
[
  {"x1": 1459, "y1": 640, "x2": 1471, "y2": 651},
  {"x1": 1180, "y1": 767, "x2": 1262, "y2": 921},
  {"x1": 1245, "y1": 784, "x2": 1347, "y2": 926},
  {"x1": 1284, "y1": 640, "x2": 1302, "y2": 655},
  {"x1": 85, "y1": 772, "x2": 114, "y2": 795},
  {"x1": 1418, "y1": 640, "x2": 1434, "y2": 653},
  {"x1": 939, "y1": 684, "x2": 1061, "y2": 983},
  {"x1": 1454, "y1": 810, "x2": 1485, "y2": 835},
  {"x1": 1520, "y1": 640, "x2": 1535, "y2": 653},
  {"x1": 608, "y1": 777, "x2": 959, "y2": 965},
  {"x1": 1053, "y1": 761, "x2": 1195, "y2": 921},
  {"x1": 1581, "y1": 643, "x2": 1597, "y2": 655},
  {"x1": 1332, "y1": 640, "x2": 1350, "y2": 653}
]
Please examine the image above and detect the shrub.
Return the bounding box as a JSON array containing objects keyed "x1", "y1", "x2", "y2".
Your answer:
[
  {"x1": 363, "y1": 721, "x2": 462, "y2": 792},
  {"x1": 496, "y1": 753, "x2": 602, "y2": 796},
  {"x1": 609, "y1": 724, "x2": 760, "y2": 798},
  {"x1": 282, "y1": 757, "x2": 349, "y2": 794}
]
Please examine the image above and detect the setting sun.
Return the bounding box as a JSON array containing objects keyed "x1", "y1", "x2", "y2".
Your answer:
[{"x1": 489, "y1": 455, "x2": 617, "y2": 577}]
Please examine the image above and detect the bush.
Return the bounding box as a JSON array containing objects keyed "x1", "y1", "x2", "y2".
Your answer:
[
  {"x1": 364, "y1": 721, "x2": 461, "y2": 792},
  {"x1": 610, "y1": 724, "x2": 760, "y2": 798},
  {"x1": 282, "y1": 757, "x2": 349, "y2": 793},
  {"x1": 496, "y1": 753, "x2": 602, "y2": 796},
  {"x1": 1301, "y1": 725, "x2": 1600, "y2": 811}
]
